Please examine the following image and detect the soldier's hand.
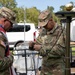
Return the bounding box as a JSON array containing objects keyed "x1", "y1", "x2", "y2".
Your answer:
[
  {"x1": 29, "y1": 41, "x2": 35, "y2": 47},
  {"x1": 34, "y1": 44, "x2": 41, "y2": 51}
]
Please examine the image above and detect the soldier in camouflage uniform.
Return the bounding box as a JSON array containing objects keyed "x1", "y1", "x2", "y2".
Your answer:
[
  {"x1": 0, "y1": 7, "x2": 16, "y2": 75},
  {"x1": 29, "y1": 10, "x2": 66, "y2": 75}
]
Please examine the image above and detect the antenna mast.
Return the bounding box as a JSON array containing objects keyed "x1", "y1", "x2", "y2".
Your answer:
[{"x1": 24, "y1": 7, "x2": 26, "y2": 43}]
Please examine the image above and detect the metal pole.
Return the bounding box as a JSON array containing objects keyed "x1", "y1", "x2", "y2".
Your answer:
[
  {"x1": 24, "y1": 7, "x2": 26, "y2": 43},
  {"x1": 24, "y1": 49, "x2": 27, "y2": 75},
  {"x1": 65, "y1": 16, "x2": 71, "y2": 75},
  {"x1": 24, "y1": 7, "x2": 28, "y2": 75},
  {"x1": 33, "y1": 54, "x2": 36, "y2": 75}
]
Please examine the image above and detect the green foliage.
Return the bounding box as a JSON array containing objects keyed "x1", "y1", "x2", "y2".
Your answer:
[
  {"x1": 60, "y1": 5, "x2": 66, "y2": 11},
  {"x1": 26, "y1": 7, "x2": 40, "y2": 26},
  {"x1": 71, "y1": 47, "x2": 75, "y2": 56},
  {"x1": 0, "y1": 0, "x2": 17, "y2": 8},
  {"x1": 15, "y1": 7, "x2": 40, "y2": 26},
  {"x1": 15, "y1": 7, "x2": 25, "y2": 23},
  {"x1": 47, "y1": 6, "x2": 54, "y2": 12},
  {"x1": 0, "y1": 0, "x2": 75, "y2": 26}
]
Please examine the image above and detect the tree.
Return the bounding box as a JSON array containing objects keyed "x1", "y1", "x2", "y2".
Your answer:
[
  {"x1": 0, "y1": 0, "x2": 17, "y2": 9},
  {"x1": 15, "y1": 7, "x2": 40, "y2": 26},
  {"x1": 47, "y1": 6, "x2": 54, "y2": 12},
  {"x1": 69, "y1": 1, "x2": 74, "y2": 6},
  {"x1": 26, "y1": 7, "x2": 40, "y2": 26},
  {"x1": 60, "y1": 1, "x2": 74, "y2": 11},
  {"x1": 60, "y1": 5, "x2": 65, "y2": 11},
  {"x1": 15, "y1": 7, "x2": 25, "y2": 23}
]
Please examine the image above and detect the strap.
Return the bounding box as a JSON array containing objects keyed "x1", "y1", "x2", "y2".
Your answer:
[{"x1": 50, "y1": 26, "x2": 64, "y2": 51}]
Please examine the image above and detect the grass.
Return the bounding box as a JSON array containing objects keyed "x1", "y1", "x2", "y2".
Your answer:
[{"x1": 71, "y1": 47, "x2": 75, "y2": 55}]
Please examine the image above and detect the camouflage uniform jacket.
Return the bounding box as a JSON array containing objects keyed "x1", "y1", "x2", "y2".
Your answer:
[
  {"x1": 36, "y1": 25, "x2": 66, "y2": 75},
  {"x1": 0, "y1": 27, "x2": 13, "y2": 75}
]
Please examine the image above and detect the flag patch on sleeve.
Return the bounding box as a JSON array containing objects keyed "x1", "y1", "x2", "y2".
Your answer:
[{"x1": 0, "y1": 40, "x2": 6, "y2": 48}]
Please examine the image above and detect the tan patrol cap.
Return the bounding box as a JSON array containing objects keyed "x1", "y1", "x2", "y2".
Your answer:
[
  {"x1": 0, "y1": 7, "x2": 16, "y2": 24},
  {"x1": 38, "y1": 10, "x2": 52, "y2": 27}
]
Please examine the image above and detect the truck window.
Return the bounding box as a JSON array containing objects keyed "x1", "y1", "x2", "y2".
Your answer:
[{"x1": 7, "y1": 25, "x2": 30, "y2": 32}]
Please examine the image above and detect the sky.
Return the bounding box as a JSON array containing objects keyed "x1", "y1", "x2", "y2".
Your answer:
[{"x1": 16, "y1": 0, "x2": 75, "y2": 12}]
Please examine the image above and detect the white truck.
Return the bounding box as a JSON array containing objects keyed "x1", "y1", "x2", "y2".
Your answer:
[{"x1": 6, "y1": 23, "x2": 39, "y2": 49}]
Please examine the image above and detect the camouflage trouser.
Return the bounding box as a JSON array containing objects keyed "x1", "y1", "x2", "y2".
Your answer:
[
  {"x1": 40, "y1": 64, "x2": 65, "y2": 75},
  {"x1": 40, "y1": 69, "x2": 65, "y2": 75}
]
